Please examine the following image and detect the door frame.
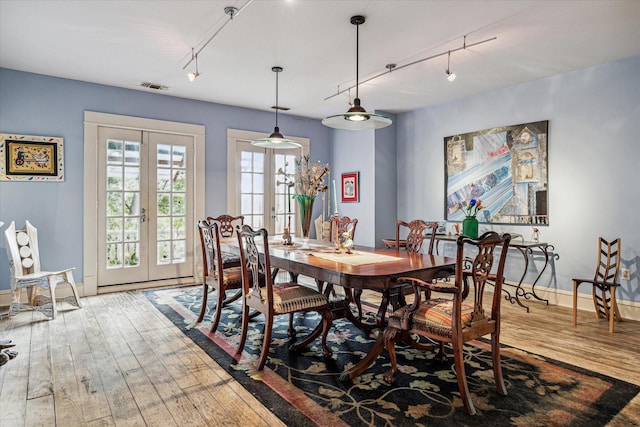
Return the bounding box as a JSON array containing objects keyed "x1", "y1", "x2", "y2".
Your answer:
[{"x1": 84, "y1": 111, "x2": 205, "y2": 296}]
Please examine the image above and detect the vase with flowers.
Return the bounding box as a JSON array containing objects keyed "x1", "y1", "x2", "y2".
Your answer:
[
  {"x1": 461, "y1": 199, "x2": 483, "y2": 238},
  {"x1": 292, "y1": 155, "x2": 329, "y2": 248}
]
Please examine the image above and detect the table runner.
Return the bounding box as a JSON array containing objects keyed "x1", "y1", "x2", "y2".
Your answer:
[{"x1": 308, "y1": 251, "x2": 402, "y2": 266}]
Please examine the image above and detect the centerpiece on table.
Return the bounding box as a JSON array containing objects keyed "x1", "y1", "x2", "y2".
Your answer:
[
  {"x1": 460, "y1": 198, "x2": 483, "y2": 238},
  {"x1": 292, "y1": 155, "x2": 329, "y2": 248}
]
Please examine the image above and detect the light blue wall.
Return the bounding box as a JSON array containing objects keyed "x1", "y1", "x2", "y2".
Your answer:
[
  {"x1": 0, "y1": 68, "x2": 331, "y2": 290},
  {"x1": 396, "y1": 55, "x2": 640, "y2": 302}
]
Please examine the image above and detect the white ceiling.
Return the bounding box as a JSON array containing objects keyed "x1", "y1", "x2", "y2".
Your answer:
[{"x1": 1, "y1": 0, "x2": 639, "y2": 120}]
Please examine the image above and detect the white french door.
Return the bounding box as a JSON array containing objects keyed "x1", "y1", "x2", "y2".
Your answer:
[
  {"x1": 96, "y1": 127, "x2": 194, "y2": 286},
  {"x1": 227, "y1": 129, "x2": 309, "y2": 235}
]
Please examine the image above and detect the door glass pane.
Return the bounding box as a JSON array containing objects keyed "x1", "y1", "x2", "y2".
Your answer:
[
  {"x1": 274, "y1": 153, "x2": 296, "y2": 234},
  {"x1": 106, "y1": 138, "x2": 141, "y2": 269},
  {"x1": 156, "y1": 143, "x2": 188, "y2": 265},
  {"x1": 239, "y1": 151, "x2": 265, "y2": 229}
]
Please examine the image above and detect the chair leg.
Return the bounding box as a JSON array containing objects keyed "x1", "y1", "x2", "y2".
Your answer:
[
  {"x1": 65, "y1": 271, "x2": 81, "y2": 309},
  {"x1": 235, "y1": 301, "x2": 250, "y2": 357},
  {"x1": 382, "y1": 326, "x2": 401, "y2": 384},
  {"x1": 452, "y1": 338, "x2": 475, "y2": 415},
  {"x1": 290, "y1": 309, "x2": 333, "y2": 357},
  {"x1": 196, "y1": 282, "x2": 209, "y2": 323},
  {"x1": 609, "y1": 285, "x2": 616, "y2": 333},
  {"x1": 491, "y1": 332, "x2": 507, "y2": 396},
  {"x1": 210, "y1": 288, "x2": 225, "y2": 334},
  {"x1": 257, "y1": 315, "x2": 274, "y2": 371},
  {"x1": 572, "y1": 280, "x2": 579, "y2": 326},
  {"x1": 49, "y1": 282, "x2": 58, "y2": 319}
]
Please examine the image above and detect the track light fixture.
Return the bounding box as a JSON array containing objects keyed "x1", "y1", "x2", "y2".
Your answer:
[
  {"x1": 187, "y1": 49, "x2": 200, "y2": 82},
  {"x1": 322, "y1": 15, "x2": 392, "y2": 131},
  {"x1": 446, "y1": 51, "x2": 456, "y2": 82},
  {"x1": 251, "y1": 66, "x2": 302, "y2": 149}
]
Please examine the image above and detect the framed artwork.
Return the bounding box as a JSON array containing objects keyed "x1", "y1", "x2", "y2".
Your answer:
[
  {"x1": 341, "y1": 172, "x2": 359, "y2": 203},
  {"x1": 1, "y1": 133, "x2": 65, "y2": 181},
  {"x1": 444, "y1": 120, "x2": 548, "y2": 225}
]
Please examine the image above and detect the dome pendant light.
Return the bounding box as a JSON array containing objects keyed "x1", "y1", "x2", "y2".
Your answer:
[
  {"x1": 252, "y1": 66, "x2": 302, "y2": 149},
  {"x1": 322, "y1": 15, "x2": 392, "y2": 131}
]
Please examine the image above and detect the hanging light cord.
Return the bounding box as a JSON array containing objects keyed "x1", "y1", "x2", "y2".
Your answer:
[
  {"x1": 274, "y1": 68, "x2": 280, "y2": 128},
  {"x1": 355, "y1": 20, "x2": 360, "y2": 101}
]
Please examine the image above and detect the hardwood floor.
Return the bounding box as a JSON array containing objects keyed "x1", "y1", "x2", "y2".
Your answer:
[{"x1": 0, "y1": 288, "x2": 638, "y2": 426}]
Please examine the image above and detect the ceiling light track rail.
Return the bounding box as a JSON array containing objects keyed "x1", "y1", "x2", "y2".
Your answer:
[
  {"x1": 182, "y1": 0, "x2": 253, "y2": 71},
  {"x1": 324, "y1": 35, "x2": 497, "y2": 101}
]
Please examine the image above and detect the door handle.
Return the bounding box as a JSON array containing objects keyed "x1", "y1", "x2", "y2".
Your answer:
[{"x1": 140, "y1": 208, "x2": 147, "y2": 223}]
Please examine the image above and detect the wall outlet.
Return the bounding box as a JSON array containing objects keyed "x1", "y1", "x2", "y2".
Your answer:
[{"x1": 621, "y1": 268, "x2": 631, "y2": 281}]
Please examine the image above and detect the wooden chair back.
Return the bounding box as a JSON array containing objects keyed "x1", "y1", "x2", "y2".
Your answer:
[
  {"x1": 207, "y1": 214, "x2": 244, "y2": 238},
  {"x1": 395, "y1": 219, "x2": 437, "y2": 254},
  {"x1": 593, "y1": 237, "x2": 621, "y2": 284},
  {"x1": 236, "y1": 224, "x2": 271, "y2": 312},
  {"x1": 330, "y1": 216, "x2": 358, "y2": 242}
]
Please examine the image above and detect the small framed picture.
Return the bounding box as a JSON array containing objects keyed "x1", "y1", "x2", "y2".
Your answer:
[
  {"x1": 341, "y1": 172, "x2": 359, "y2": 203},
  {"x1": 1, "y1": 133, "x2": 65, "y2": 181}
]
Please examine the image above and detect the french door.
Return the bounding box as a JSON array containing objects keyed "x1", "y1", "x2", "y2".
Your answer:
[
  {"x1": 227, "y1": 129, "x2": 309, "y2": 235},
  {"x1": 96, "y1": 127, "x2": 195, "y2": 286}
]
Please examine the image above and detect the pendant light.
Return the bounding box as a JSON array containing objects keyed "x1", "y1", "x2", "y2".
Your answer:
[
  {"x1": 322, "y1": 15, "x2": 392, "y2": 131},
  {"x1": 252, "y1": 66, "x2": 302, "y2": 149}
]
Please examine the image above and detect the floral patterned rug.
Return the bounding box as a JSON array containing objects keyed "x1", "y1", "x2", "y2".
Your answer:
[{"x1": 144, "y1": 286, "x2": 639, "y2": 427}]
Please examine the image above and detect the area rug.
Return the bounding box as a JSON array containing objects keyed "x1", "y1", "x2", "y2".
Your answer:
[{"x1": 144, "y1": 286, "x2": 639, "y2": 427}]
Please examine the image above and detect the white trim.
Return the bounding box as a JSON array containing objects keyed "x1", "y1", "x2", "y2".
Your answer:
[{"x1": 83, "y1": 111, "x2": 205, "y2": 296}]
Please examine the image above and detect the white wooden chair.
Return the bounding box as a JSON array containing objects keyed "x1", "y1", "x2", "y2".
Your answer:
[{"x1": 4, "y1": 220, "x2": 81, "y2": 319}]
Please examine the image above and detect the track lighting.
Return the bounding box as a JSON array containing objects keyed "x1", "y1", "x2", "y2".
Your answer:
[
  {"x1": 446, "y1": 51, "x2": 456, "y2": 82},
  {"x1": 251, "y1": 66, "x2": 302, "y2": 149},
  {"x1": 322, "y1": 15, "x2": 392, "y2": 131},
  {"x1": 187, "y1": 49, "x2": 200, "y2": 82}
]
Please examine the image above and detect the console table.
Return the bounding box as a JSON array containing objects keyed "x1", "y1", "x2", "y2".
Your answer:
[{"x1": 434, "y1": 235, "x2": 554, "y2": 312}]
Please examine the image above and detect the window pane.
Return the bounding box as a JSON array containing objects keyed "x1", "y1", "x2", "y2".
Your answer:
[
  {"x1": 124, "y1": 167, "x2": 140, "y2": 191},
  {"x1": 157, "y1": 241, "x2": 171, "y2": 265},
  {"x1": 157, "y1": 144, "x2": 171, "y2": 166},
  {"x1": 241, "y1": 173, "x2": 252, "y2": 193},
  {"x1": 124, "y1": 242, "x2": 140, "y2": 267},
  {"x1": 241, "y1": 195, "x2": 252, "y2": 215},
  {"x1": 124, "y1": 192, "x2": 139, "y2": 216},
  {"x1": 157, "y1": 217, "x2": 171, "y2": 241},
  {"x1": 107, "y1": 166, "x2": 122, "y2": 190},
  {"x1": 173, "y1": 170, "x2": 186, "y2": 192},
  {"x1": 253, "y1": 195, "x2": 263, "y2": 214},
  {"x1": 172, "y1": 194, "x2": 185, "y2": 215},
  {"x1": 107, "y1": 243, "x2": 122, "y2": 268},
  {"x1": 173, "y1": 217, "x2": 186, "y2": 239},
  {"x1": 172, "y1": 146, "x2": 186, "y2": 168},
  {"x1": 157, "y1": 194, "x2": 171, "y2": 215},
  {"x1": 124, "y1": 142, "x2": 140, "y2": 166},
  {"x1": 253, "y1": 152, "x2": 264, "y2": 173},
  {"x1": 107, "y1": 192, "x2": 123, "y2": 216},
  {"x1": 172, "y1": 240, "x2": 186, "y2": 263},
  {"x1": 157, "y1": 168, "x2": 171, "y2": 191}
]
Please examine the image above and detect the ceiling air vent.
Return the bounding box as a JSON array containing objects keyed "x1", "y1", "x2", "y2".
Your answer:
[{"x1": 139, "y1": 82, "x2": 169, "y2": 91}]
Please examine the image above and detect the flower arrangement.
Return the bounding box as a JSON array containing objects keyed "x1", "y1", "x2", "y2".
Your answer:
[
  {"x1": 293, "y1": 155, "x2": 329, "y2": 198},
  {"x1": 461, "y1": 199, "x2": 483, "y2": 218}
]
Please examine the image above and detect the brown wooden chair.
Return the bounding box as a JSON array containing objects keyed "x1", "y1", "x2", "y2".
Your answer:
[
  {"x1": 330, "y1": 216, "x2": 358, "y2": 242},
  {"x1": 207, "y1": 214, "x2": 244, "y2": 267},
  {"x1": 235, "y1": 224, "x2": 333, "y2": 371},
  {"x1": 196, "y1": 219, "x2": 244, "y2": 330},
  {"x1": 353, "y1": 219, "x2": 438, "y2": 319},
  {"x1": 382, "y1": 231, "x2": 511, "y2": 415},
  {"x1": 573, "y1": 237, "x2": 622, "y2": 333}
]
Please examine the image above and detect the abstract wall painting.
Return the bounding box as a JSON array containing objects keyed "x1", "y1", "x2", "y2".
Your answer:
[{"x1": 445, "y1": 121, "x2": 548, "y2": 225}]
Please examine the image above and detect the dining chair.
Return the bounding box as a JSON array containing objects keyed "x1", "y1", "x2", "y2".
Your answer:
[
  {"x1": 4, "y1": 220, "x2": 81, "y2": 319},
  {"x1": 196, "y1": 219, "x2": 244, "y2": 329},
  {"x1": 207, "y1": 214, "x2": 244, "y2": 267},
  {"x1": 235, "y1": 224, "x2": 333, "y2": 371},
  {"x1": 382, "y1": 231, "x2": 511, "y2": 415},
  {"x1": 572, "y1": 237, "x2": 622, "y2": 333},
  {"x1": 330, "y1": 216, "x2": 358, "y2": 243},
  {"x1": 353, "y1": 219, "x2": 438, "y2": 319}
]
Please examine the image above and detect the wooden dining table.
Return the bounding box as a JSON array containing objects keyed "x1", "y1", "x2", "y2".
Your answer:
[{"x1": 221, "y1": 237, "x2": 456, "y2": 380}]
